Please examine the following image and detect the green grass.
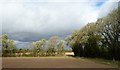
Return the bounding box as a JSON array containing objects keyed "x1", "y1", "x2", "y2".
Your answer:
[{"x1": 78, "y1": 57, "x2": 120, "y2": 68}]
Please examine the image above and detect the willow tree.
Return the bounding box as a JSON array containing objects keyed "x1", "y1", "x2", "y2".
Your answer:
[
  {"x1": 96, "y1": 7, "x2": 120, "y2": 60},
  {"x1": 57, "y1": 40, "x2": 65, "y2": 55},
  {"x1": 66, "y1": 7, "x2": 120, "y2": 60},
  {"x1": 47, "y1": 36, "x2": 59, "y2": 56},
  {"x1": 66, "y1": 23, "x2": 101, "y2": 57},
  {"x1": 32, "y1": 39, "x2": 46, "y2": 56},
  {"x1": 1, "y1": 34, "x2": 16, "y2": 57}
]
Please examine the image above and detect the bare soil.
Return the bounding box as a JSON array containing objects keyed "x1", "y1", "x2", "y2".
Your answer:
[{"x1": 2, "y1": 57, "x2": 115, "y2": 68}]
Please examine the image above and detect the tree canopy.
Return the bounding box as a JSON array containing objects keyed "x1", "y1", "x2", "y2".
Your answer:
[{"x1": 66, "y1": 7, "x2": 120, "y2": 60}]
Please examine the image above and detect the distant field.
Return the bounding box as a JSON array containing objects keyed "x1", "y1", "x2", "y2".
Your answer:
[{"x1": 2, "y1": 57, "x2": 115, "y2": 68}]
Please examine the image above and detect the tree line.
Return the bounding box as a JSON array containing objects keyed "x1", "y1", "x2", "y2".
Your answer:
[
  {"x1": 0, "y1": 35, "x2": 65, "y2": 57},
  {"x1": 66, "y1": 7, "x2": 120, "y2": 61}
]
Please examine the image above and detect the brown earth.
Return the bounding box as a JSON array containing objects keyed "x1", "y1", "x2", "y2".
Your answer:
[{"x1": 2, "y1": 57, "x2": 115, "y2": 68}]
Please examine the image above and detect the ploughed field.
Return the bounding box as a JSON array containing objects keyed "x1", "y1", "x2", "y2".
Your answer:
[{"x1": 2, "y1": 57, "x2": 115, "y2": 68}]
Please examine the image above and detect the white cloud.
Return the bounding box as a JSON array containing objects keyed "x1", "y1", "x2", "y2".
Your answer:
[
  {"x1": 1, "y1": 0, "x2": 109, "y2": 3},
  {"x1": 0, "y1": 3, "x2": 2, "y2": 35},
  {"x1": 2, "y1": 0, "x2": 100, "y2": 42}
]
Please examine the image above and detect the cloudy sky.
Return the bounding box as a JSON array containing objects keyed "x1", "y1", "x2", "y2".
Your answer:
[{"x1": 0, "y1": 0, "x2": 119, "y2": 48}]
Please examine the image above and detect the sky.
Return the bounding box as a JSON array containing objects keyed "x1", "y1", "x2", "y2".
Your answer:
[{"x1": 0, "y1": 0, "x2": 119, "y2": 48}]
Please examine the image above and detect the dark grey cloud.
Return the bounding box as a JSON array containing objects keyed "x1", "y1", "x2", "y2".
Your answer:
[
  {"x1": 4, "y1": 30, "x2": 72, "y2": 42},
  {"x1": 14, "y1": 40, "x2": 30, "y2": 49}
]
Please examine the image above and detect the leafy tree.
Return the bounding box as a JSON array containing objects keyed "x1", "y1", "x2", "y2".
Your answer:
[
  {"x1": 66, "y1": 7, "x2": 120, "y2": 60},
  {"x1": 47, "y1": 36, "x2": 59, "y2": 56},
  {"x1": 1, "y1": 34, "x2": 16, "y2": 57},
  {"x1": 96, "y1": 8, "x2": 120, "y2": 60},
  {"x1": 66, "y1": 23, "x2": 101, "y2": 57},
  {"x1": 57, "y1": 40, "x2": 65, "y2": 55},
  {"x1": 32, "y1": 39, "x2": 46, "y2": 56}
]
